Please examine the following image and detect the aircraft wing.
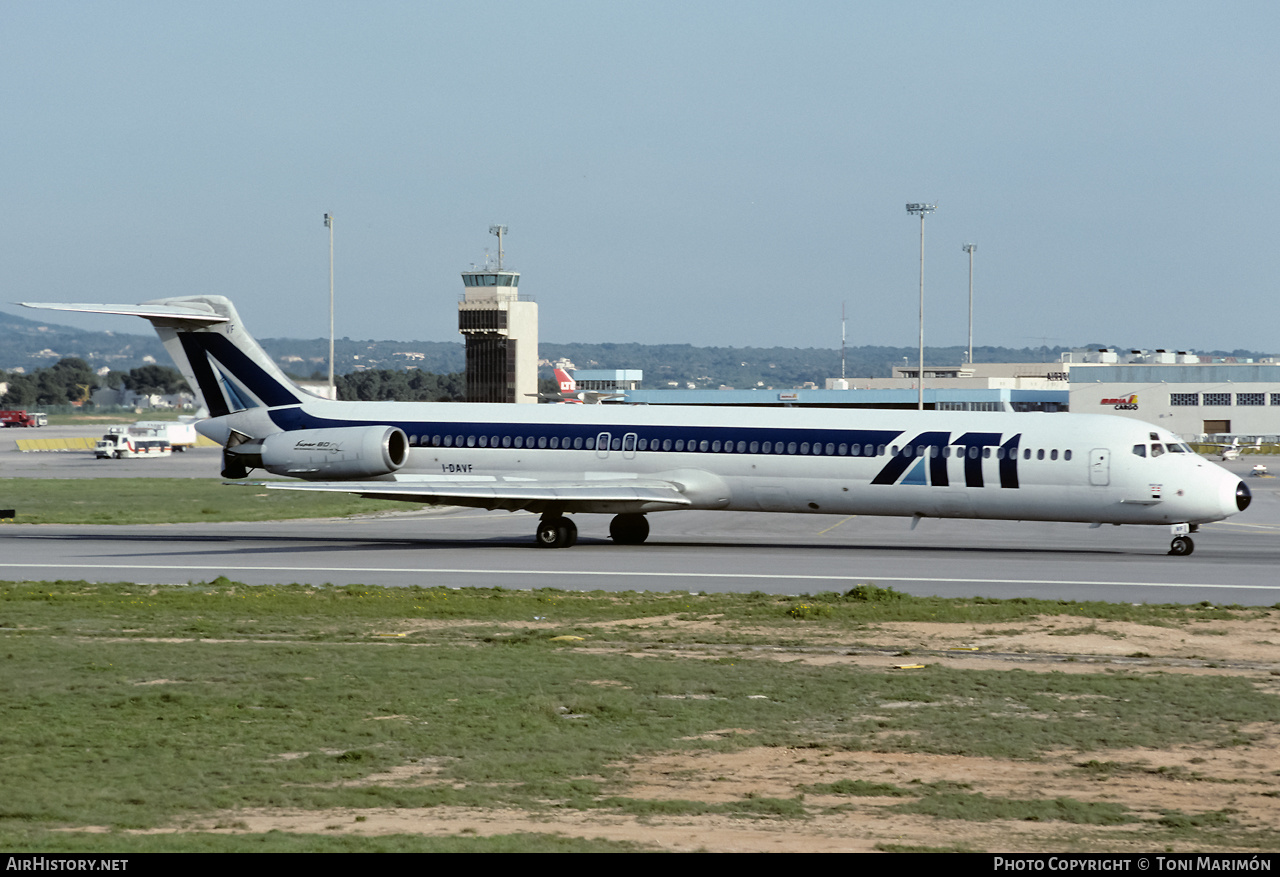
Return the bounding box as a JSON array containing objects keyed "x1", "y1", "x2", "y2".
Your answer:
[
  {"x1": 525, "y1": 392, "x2": 584, "y2": 402},
  {"x1": 524, "y1": 391, "x2": 625, "y2": 404},
  {"x1": 246, "y1": 477, "x2": 693, "y2": 514},
  {"x1": 580, "y1": 391, "x2": 627, "y2": 404}
]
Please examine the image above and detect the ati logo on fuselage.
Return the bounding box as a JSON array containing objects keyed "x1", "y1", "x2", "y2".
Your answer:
[
  {"x1": 872, "y1": 432, "x2": 1021, "y2": 489},
  {"x1": 1101, "y1": 394, "x2": 1139, "y2": 410}
]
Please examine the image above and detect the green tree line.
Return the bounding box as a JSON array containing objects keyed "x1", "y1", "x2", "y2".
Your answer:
[
  {"x1": 0, "y1": 359, "x2": 189, "y2": 408},
  {"x1": 334, "y1": 370, "x2": 466, "y2": 402}
]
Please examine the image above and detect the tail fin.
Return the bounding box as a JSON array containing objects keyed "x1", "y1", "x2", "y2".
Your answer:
[
  {"x1": 21, "y1": 296, "x2": 308, "y2": 417},
  {"x1": 554, "y1": 367, "x2": 577, "y2": 394}
]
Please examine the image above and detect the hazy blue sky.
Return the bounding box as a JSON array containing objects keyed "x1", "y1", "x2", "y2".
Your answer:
[{"x1": 3, "y1": 2, "x2": 1277, "y2": 355}]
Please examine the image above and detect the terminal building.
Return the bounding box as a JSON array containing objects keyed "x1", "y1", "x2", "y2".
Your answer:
[
  {"x1": 456, "y1": 226, "x2": 538, "y2": 404},
  {"x1": 612, "y1": 361, "x2": 1070, "y2": 412},
  {"x1": 619, "y1": 385, "x2": 1067, "y2": 412},
  {"x1": 592, "y1": 348, "x2": 1280, "y2": 440},
  {"x1": 1065, "y1": 353, "x2": 1280, "y2": 440},
  {"x1": 571, "y1": 369, "x2": 643, "y2": 394}
]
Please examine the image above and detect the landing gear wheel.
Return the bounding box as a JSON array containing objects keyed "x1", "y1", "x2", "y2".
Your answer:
[
  {"x1": 1168, "y1": 535, "x2": 1194, "y2": 556},
  {"x1": 609, "y1": 513, "x2": 650, "y2": 545},
  {"x1": 535, "y1": 516, "x2": 577, "y2": 548}
]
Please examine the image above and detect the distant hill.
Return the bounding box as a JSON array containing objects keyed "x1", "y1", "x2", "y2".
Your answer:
[
  {"x1": 0, "y1": 311, "x2": 465, "y2": 378},
  {"x1": 2, "y1": 310, "x2": 1274, "y2": 389},
  {"x1": 0, "y1": 310, "x2": 170, "y2": 374}
]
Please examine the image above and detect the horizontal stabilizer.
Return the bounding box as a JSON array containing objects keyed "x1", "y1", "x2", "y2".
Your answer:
[
  {"x1": 20, "y1": 301, "x2": 229, "y2": 325},
  {"x1": 20, "y1": 295, "x2": 304, "y2": 416}
]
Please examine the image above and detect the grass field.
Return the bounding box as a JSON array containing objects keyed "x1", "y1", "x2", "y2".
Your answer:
[
  {"x1": 0, "y1": 478, "x2": 427, "y2": 524},
  {"x1": 3, "y1": 579, "x2": 1278, "y2": 852}
]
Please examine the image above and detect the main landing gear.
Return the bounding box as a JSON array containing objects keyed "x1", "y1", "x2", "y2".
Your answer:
[
  {"x1": 533, "y1": 513, "x2": 651, "y2": 548},
  {"x1": 536, "y1": 513, "x2": 578, "y2": 549},
  {"x1": 609, "y1": 513, "x2": 650, "y2": 545}
]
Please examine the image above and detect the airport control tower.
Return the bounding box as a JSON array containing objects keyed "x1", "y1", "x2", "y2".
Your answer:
[{"x1": 457, "y1": 225, "x2": 538, "y2": 403}]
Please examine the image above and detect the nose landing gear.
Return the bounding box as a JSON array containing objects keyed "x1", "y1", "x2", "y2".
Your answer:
[{"x1": 1168, "y1": 522, "x2": 1194, "y2": 556}]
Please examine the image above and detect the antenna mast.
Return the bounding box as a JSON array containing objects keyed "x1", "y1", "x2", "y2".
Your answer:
[{"x1": 489, "y1": 225, "x2": 508, "y2": 271}]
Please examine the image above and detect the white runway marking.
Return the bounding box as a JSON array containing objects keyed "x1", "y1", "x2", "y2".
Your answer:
[{"x1": 0, "y1": 562, "x2": 1274, "y2": 591}]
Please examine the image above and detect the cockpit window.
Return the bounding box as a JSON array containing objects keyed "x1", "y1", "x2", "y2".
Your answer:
[
  {"x1": 1150, "y1": 444, "x2": 1165, "y2": 457},
  {"x1": 1166, "y1": 443, "x2": 1188, "y2": 453},
  {"x1": 1132, "y1": 444, "x2": 1146, "y2": 458}
]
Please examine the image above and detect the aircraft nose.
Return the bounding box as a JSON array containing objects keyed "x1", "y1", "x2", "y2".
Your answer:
[{"x1": 1236, "y1": 480, "x2": 1252, "y2": 512}]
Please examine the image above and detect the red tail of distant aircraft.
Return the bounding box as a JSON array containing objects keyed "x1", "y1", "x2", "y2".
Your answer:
[
  {"x1": 554, "y1": 368, "x2": 584, "y2": 404},
  {"x1": 533, "y1": 367, "x2": 623, "y2": 404}
]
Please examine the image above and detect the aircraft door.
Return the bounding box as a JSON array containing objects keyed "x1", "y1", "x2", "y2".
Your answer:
[
  {"x1": 596, "y1": 432, "x2": 611, "y2": 460},
  {"x1": 622, "y1": 432, "x2": 638, "y2": 460},
  {"x1": 1089, "y1": 448, "x2": 1110, "y2": 486}
]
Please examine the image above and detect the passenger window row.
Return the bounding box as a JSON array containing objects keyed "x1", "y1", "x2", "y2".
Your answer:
[{"x1": 402, "y1": 430, "x2": 1073, "y2": 461}]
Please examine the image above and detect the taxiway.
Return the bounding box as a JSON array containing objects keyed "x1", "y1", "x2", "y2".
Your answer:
[{"x1": 3, "y1": 435, "x2": 1278, "y2": 605}]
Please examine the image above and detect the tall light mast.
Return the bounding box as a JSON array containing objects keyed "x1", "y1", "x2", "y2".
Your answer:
[
  {"x1": 324, "y1": 213, "x2": 335, "y2": 399},
  {"x1": 841, "y1": 301, "x2": 846, "y2": 381},
  {"x1": 963, "y1": 243, "x2": 976, "y2": 366},
  {"x1": 906, "y1": 203, "x2": 936, "y2": 410}
]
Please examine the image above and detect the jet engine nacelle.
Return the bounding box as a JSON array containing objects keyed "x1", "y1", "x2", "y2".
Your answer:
[{"x1": 259, "y1": 426, "x2": 409, "y2": 480}]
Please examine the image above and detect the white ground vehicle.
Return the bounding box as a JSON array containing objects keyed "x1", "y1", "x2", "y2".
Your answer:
[
  {"x1": 132, "y1": 420, "x2": 198, "y2": 451},
  {"x1": 95, "y1": 426, "x2": 172, "y2": 459}
]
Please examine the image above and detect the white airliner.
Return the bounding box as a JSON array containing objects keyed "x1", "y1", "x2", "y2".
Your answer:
[
  {"x1": 22, "y1": 296, "x2": 1252, "y2": 556},
  {"x1": 1201, "y1": 437, "x2": 1263, "y2": 461}
]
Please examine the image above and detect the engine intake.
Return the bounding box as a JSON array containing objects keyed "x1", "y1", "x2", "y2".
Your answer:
[{"x1": 260, "y1": 426, "x2": 409, "y2": 479}]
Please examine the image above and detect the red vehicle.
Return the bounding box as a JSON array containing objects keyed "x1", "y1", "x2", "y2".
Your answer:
[{"x1": 0, "y1": 410, "x2": 48, "y2": 428}]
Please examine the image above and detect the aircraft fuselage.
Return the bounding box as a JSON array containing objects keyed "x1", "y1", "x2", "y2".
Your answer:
[{"x1": 200, "y1": 400, "x2": 1248, "y2": 528}]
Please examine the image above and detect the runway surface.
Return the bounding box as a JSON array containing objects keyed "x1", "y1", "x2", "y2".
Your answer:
[
  {"x1": 1, "y1": 424, "x2": 219, "y2": 479},
  {"x1": 4, "y1": 433, "x2": 1279, "y2": 604}
]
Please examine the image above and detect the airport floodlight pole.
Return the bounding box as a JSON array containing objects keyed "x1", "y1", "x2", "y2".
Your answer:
[
  {"x1": 324, "y1": 213, "x2": 334, "y2": 400},
  {"x1": 963, "y1": 243, "x2": 976, "y2": 366},
  {"x1": 906, "y1": 203, "x2": 937, "y2": 410},
  {"x1": 489, "y1": 225, "x2": 508, "y2": 271}
]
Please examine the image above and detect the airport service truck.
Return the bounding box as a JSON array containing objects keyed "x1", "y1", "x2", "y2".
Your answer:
[
  {"x1": 95, "y1": 426, "x2": 172, "y2": 459},
  {"x1": 0, "y1": 410, "x2": 48, "y2": 428},
  {"x1": 132, "y1": 420, "x2": 198, "y2": 452}
]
